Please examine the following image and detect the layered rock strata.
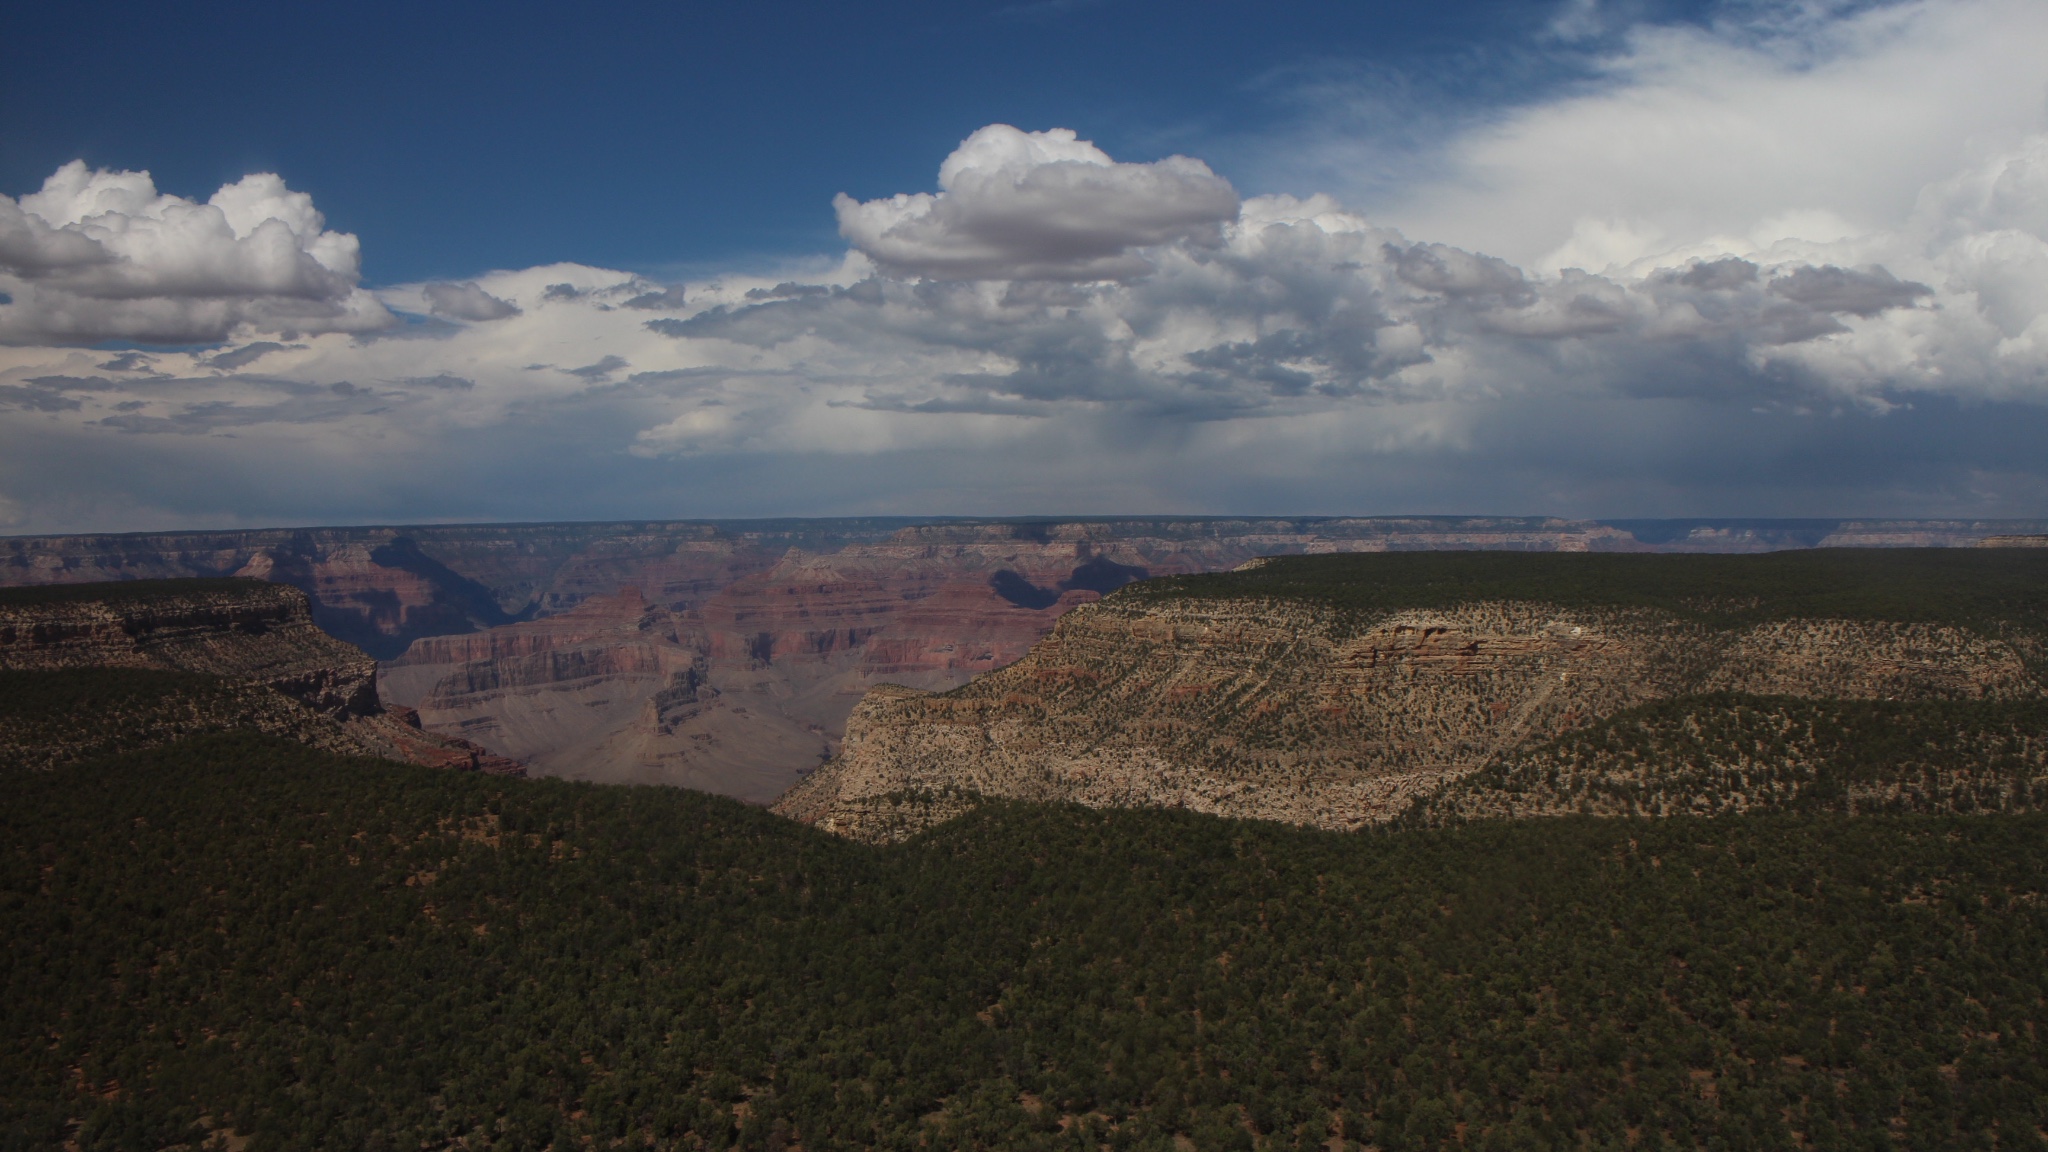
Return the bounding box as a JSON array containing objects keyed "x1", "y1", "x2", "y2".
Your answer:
[
  {"x1": 383, "y1": 589, "x2": 730, "y2": 791},
  {"x1": 0, "y1": 579, "x2": 378, "y2": 717},
  {"x1": 776, "y1": 595, "x2": 2042, "y2": 841},
  {"x1": 13, "y1": 518, "x2": 2046, "y2": 657},
  {"x1": 0, "y1": 580, "x2": 520, "y2": 774},
  {"x1": 12, "y1": 517, "x2": 2048, "y2": 801}
]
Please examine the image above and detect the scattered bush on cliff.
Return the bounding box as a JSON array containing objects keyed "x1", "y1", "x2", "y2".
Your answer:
[
  {"x1": 6, "y1": 733, "x2": 2048, "y2": 1150},
  {"x1": 1410, "y1": 692, "x2": 2048, "y2": 825}
]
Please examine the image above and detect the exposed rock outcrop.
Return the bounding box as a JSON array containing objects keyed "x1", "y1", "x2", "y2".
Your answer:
[
  {"x1": 0, "y1": 580, "x2": 522, "y2": 774},
  {"x1": 776, "y1": 592, "x2": 2043, "y2": 841}
]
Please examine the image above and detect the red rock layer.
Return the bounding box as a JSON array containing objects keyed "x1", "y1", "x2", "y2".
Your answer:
[{"x1": 858, "y1": 583, "x2": 1098, "y2": 678}]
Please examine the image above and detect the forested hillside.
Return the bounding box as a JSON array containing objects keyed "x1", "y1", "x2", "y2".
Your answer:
[
  {"x1": 7, "y1": 734, "x2": 2048, "y2": 1151},
  {"x1": 0, "y1": 668, "x2": 364, "y2": 771}
]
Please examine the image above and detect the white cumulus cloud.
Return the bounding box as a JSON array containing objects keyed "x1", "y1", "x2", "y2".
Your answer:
[
  {"x1": 1360, "y1": 0, "x2": 2048, "y2": 274},
  {"x1": 0, "y1": 161, "x2": 391, "y2": 345},
  {"x1": 834, "y1": 124, "x2": 1241, "y2": 281}
]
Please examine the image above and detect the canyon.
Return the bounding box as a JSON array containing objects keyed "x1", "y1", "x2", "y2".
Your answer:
[{"x1": 6, "y1": 517, "x2": 2047, "y2": 801}]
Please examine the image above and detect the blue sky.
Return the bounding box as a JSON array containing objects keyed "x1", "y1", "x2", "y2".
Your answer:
[
  {"x1": 3, "y1": 0, "x2": 1716, "y2": 283},
  {"x1": 3, "y1": 0, "x2": 2047, "y2": 531}
]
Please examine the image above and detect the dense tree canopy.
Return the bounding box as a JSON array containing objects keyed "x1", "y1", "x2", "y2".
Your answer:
[
  {"x1": 1133, "y1": 549, "x2": 2048, "y2": 637},
  {"x1": 6, "y1": 733, "x2": 2047, "y2": 1151}
]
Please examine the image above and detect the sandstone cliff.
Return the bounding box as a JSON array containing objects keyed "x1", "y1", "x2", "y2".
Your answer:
[{"x1": 776, "y1": 551, "x2": 2047, "y2": 840}]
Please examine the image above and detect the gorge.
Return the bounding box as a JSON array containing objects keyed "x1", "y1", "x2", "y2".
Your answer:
[{"x1": 6, "y1": 517, "x2": 2046, "y2": 801}]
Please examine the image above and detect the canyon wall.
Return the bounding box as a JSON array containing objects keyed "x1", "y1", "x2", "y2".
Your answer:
[
  {"x1": 0, "y1": 579, "x2": 379, "y2": 717},
  {"x1": 7, "y1": 517, "x2": 2047, "y2": 800},
  {"x1": 0, "y1": 579, "x2": 520, "y2": 774},
  {"x1": 776, "y1": 559, "x2": 2048, "y2": 839}
]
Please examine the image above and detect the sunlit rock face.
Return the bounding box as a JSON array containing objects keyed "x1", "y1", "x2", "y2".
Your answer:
[{"x1": 777, "y1": 593, "x2": 2045, "y2": 842}]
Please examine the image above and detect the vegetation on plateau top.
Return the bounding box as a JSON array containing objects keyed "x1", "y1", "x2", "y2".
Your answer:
[
  {"x1": 1127, "y1": 548, "x2": 2048, "y2": 631},
  {"x1": 0, "y1": 578, "x2": 276, "y2": 609}
]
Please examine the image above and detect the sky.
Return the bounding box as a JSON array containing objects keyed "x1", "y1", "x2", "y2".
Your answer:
[{"x1": 2, "y1": 0, "x2": 2047, "y2": 532}]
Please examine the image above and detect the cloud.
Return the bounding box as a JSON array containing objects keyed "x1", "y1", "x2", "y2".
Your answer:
[
  {"x1": 4, "y1": 1, "x2": 2048, "y2": 531},
  {"x1": 567, "y1": 355, "x2": 628, "y2": 380},
  {"x1": 653, "y1": 184, "x2": 1965, "y2": 421},
  {"x1": 834, "y1": 124, "x2": 1240, "y2": 280},
  {"x1": 1765, "y1": 264, "x2": 1929, "y2": 317},
  {"x1": 95, "y1": 351, "x2": 157, "y2": 373},
  {"x1": 0, "y1": 162, "x2": 393, "y2": 346},
  {"x1": 399, "y1": 373, "x2": 475, "y2": 390},
  {"x1": 745, "y1": 282, "x2": 829, "y2": 301},
  {"x1": 622, "y1": 284, "x2": 686, "y2": 310},
  {"x1": 203, "y1": 341, "x2": 296, "y2": 371},
  {"x1": 0, "y1": 383, "x2": 83, "y2": 412},
  {"x1": 84, "y1": 375, "x2": 394, "y2": 435},
  {"x1": 1353, "y1": 0, "x2": 2048, "y2": 273},
  {"x1": 422, "y1": 280, "x2": 521, "y2": 321}
]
